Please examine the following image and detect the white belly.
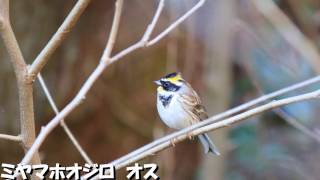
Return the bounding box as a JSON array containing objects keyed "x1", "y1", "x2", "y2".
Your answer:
[{"x1": 157, "y1": 95, "x2": 192, "y2": 129}]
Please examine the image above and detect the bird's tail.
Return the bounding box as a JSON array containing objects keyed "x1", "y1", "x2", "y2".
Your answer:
[{"x1": 198, "y1": 133, "x2": 220, "y2": 155}]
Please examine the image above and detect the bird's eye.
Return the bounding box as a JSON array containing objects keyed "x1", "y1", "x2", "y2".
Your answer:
[
  {"x1": 162, "y1": 81, "x2": 170, "y2": 88},
  {"x1": 160, "y1": 80, "x2": 180, "y2": 91}
]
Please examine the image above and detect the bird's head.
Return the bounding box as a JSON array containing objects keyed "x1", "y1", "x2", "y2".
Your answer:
[{"x1": 154, "y1": 72, "x2": 185, "y2": 93}]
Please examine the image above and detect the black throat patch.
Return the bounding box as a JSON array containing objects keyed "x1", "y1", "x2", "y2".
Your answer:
[{"x1": 159, "y1": 95, "x2": 173, "y2": 107}]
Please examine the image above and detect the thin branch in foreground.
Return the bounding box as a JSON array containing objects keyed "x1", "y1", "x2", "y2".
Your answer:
[
  {"x1": 0, "y1": 134, "x2": 22, "y2": 142},
  {"x1": 28, "y1": 0, "x2": 92, "y2": 78},
  {"x1": 233, "y1": 21, "x2": 320, "y2": 142},
  {"x1": 108, "y1": 75, "x2": 320, "y2": 166},
  {"x1": 274, "y1": 109, "x2": 320, "y2": 143},
  {"x1": 107, "y1": 89, "x2": 320, "y2": 172},
  {"x1": 37, "y1": 74, "x2": 93, "y2": 164},
  {"x1": 20, "y1": 0, "x2": 204, "y2": 166}
]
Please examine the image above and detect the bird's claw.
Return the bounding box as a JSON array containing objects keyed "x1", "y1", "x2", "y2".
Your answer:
[
  {"x1": 187, "y1": 132, "x2": 194, "y2": 140},
  {"x1": 170, "y1": 138, "x2": 177, "y2": 147}
]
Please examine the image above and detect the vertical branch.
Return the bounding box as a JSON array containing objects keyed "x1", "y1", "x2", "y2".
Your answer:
[
  {"x1": 101, "y1": 0, "x2": 124, "y2": 62},
  {"x1": 0, "y1": 0, "x2": 40, "y2": 164},
  {"x1": 18, "y1": 78, "x2": 38, "y2": 161}
]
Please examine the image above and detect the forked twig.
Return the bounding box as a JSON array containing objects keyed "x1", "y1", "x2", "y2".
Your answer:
[
  {"x1": 20, "y1": 0, "x2": 205, "y2": 166},
  {"x1": 0, "y1": 0, "x2": 41, "y2": 165},
  {"x1": 1, "y1": 0, "x2": 93, "y2": 167}
]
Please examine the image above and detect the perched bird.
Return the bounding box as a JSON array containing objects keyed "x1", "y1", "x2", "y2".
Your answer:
[{"x1": 154, "y1": 72, "x2": 220, "y2": 155}]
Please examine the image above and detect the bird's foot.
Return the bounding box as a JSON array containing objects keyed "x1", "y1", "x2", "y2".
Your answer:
[
  {"x1": 187, "y1": 132, "x2": 194, "y2": 140},
  {"x1": 170, "y1": 138, "x2": 177, "y2": 147}
]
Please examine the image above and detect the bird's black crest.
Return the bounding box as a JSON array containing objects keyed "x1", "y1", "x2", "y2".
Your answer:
[{"x1": 164, "y1": 72, "x2": 178, "y2": 79}]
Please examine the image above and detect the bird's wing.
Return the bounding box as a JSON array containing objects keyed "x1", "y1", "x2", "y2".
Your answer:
[
  {"x1": 192, "y1": 104, "x2": 209, "y2": 120},
  {"x1": 178, "y1": 84, "x2": 209, "y2": 124}
]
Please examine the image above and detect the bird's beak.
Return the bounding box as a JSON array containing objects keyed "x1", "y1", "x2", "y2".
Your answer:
[{"x1": 154, "y1": 80, "x2": 161, "y2": 86}]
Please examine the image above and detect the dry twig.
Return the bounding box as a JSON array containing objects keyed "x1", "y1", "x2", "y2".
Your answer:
[
  {"x1": 0, "y1": 0, "x2": 92, "y2": 166},
  {"x1": 108, "y1": 89, "x2": 320, "y2": 171},
  {"x1": 37, "y1": 74, "x2": 93, "y2": 164},
  {"x1": 100, "y1": 75, "x2": 320, "y2": 172},
  {"x1": 0, "y1": 134, "x2": 22, "y2": 142},
  {"x1": 28, "y1": 0, "x2": 92, "y2": 78},
  {"x1": 234, "y1": 13, "x2": 320, "y2": 143},
  {"x1": 20, "y1": 0, "x2": 205, "y2": 166}
]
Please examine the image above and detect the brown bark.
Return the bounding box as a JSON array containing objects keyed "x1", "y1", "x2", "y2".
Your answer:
[{"x1": 0, "y1": 0, "x2": 40, "y2": 164}]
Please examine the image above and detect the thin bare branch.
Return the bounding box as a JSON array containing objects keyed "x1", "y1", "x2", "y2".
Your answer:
[
  {"x1": 60, "y1": 121, "x2": 93, "y2": 164},
  {"x1": 102, "y1": 0, "x2": 124, "y2": 61},
  {"x1": 20, "y1": 0, "x2": 203, "y2": 166},
  {"x1": 37, "y1": 74, "x2": 93, "y2": 164},
  {"x1": 106, "y1": 75, "x2": 320, "y2": 168},
  {"x1": 141, "y1": 0, "x2": 165, "y2": 43},
  {"x1": 274, "y1": 109, "x2": 320, "y2": 142},
  {"x1": 220, "y1": 75, "x2": 320, "y2": 121},
  {"x1": 147, "y1": 0, "x2": 205, "y2": 46},
  {"x1": 0, "y1": 0, "x2": 26, "y2": 75},
  {"x1": 28, "y1": 0, "x2": 92, "y2": 78},
  {"x1": 109, "y1": 0, "x2": 205, "y2": 63},
  {"x1": 108, "y1": 89, "x2": 320, "y2": 171},
  {"x1": 19, "y1": 0, "x2": 125, "y2": 166},
  {"x1": 0, "y1": 134, "x2": 22, "y2": 142},
  {"x1": 0, "y1": 0, "x2": 41, "y2": 165},
  {"x1": 234, "y1": 20, "x2": 320, "y2": 141}
]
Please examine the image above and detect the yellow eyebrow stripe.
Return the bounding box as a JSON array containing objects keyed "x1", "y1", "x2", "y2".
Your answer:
[{"x1": 167, "y1": 74, "x2": 182, "y2": 83}]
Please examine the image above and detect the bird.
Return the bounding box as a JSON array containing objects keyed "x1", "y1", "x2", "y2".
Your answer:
[{"x1": 154, "y1": 72, "x2": 220, "y2": 155}]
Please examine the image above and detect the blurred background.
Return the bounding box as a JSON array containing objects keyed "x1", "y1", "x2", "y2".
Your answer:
[{"x1": 1, "y1": 0, "x2": 320, "y2": 179}]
